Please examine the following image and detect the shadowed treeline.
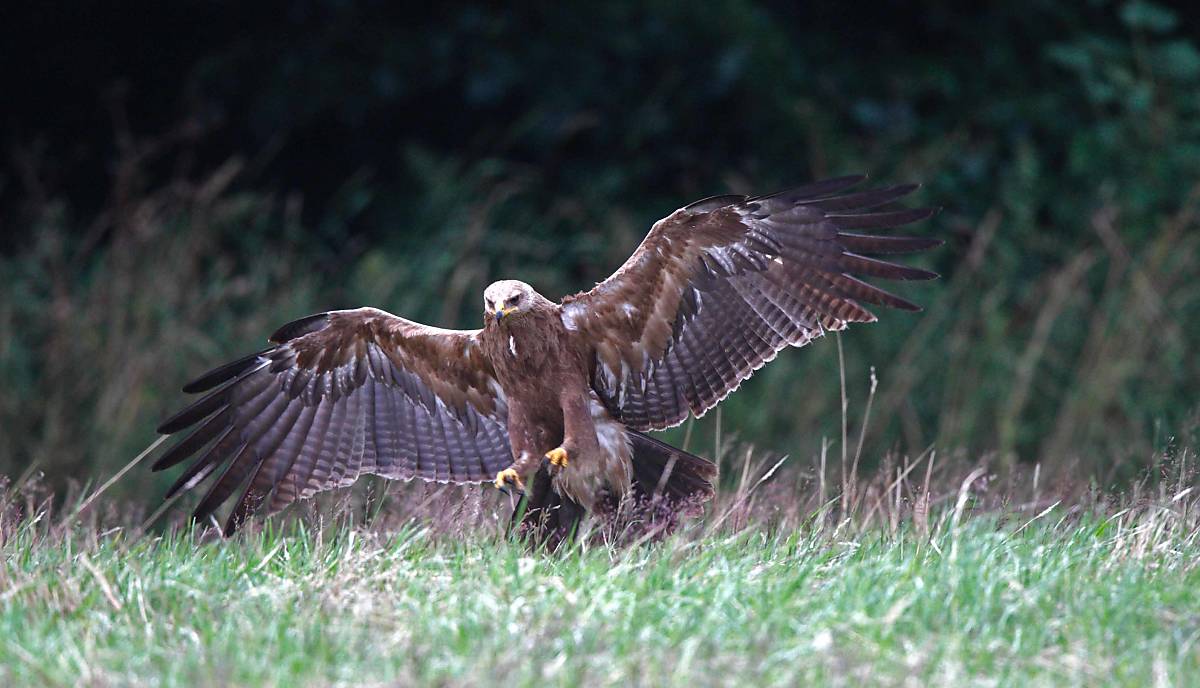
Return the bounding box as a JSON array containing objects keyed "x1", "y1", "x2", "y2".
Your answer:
[{"x1": 1, "y1": 2, "x2": 1198, "y2": 503}]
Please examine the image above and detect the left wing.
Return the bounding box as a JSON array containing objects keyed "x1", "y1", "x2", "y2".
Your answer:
[{"x1": 559, "y1": 175, "x2": 940, "y2": 431}]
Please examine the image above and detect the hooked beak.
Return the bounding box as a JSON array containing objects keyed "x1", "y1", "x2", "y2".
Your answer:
[{"x1": 493, "y1": 307, "x2": 517, "y2": 323}]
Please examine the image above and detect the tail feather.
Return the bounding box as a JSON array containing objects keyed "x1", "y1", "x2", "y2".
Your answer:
[{"x1": 628, "y1": 430, "x2": 717, "y2": 506}]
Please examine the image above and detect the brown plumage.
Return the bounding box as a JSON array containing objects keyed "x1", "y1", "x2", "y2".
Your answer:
[{"x1": 152, "y1": 175, "x2": 940, "y2": 543}]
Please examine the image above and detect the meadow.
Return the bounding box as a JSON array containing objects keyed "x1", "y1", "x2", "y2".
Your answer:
[{"x1": 3, "y1": 442, "x2": 1197, "y2": 687}]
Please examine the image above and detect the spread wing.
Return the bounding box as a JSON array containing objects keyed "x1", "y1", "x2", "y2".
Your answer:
[
  {"x1": 560, "y1": 175, "x2": 941, "y2": 431},
  {"x1": 152, "y1": 307, "x2": 510, "y2": 535}
]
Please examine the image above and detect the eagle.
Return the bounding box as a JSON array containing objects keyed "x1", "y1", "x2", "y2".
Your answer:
[{"x1": 151, "y1": 175, "x2": 939, "y2": 545}]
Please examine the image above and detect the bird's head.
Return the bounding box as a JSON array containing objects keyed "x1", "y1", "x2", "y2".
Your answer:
[{"x1": 483, "y1": 280, "x2": 540, "y2": 325}]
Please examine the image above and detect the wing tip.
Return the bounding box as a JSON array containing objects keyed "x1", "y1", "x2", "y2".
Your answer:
[
  {"x1": 156, "y1": 416, "x2": 190, "y2": 436},
  {"x1": 150, "y1": 449, "x2": 176, "y2": 472},
  {"x1": 898, "y1": 268, "x2": 940, "y2": 281}
]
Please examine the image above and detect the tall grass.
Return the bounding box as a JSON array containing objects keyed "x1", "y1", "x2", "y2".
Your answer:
[{"x1": 2, "y1": 435, "x2": 1198, "y2": 686}]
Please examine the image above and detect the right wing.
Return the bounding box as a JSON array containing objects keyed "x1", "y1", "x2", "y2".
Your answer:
[{"x1": 152, "y1": 307, "x2": 511, "y2": 534}]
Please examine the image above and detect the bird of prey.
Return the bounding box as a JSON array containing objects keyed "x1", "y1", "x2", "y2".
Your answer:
[{"x1": 151, "y1": 175, "x2": 939, "y2": 545}]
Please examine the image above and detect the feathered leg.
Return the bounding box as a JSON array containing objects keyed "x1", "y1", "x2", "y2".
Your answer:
[
  {"x1": 493, "y1": 398, "x2": 543, "y2": 495},
  {"x1": 543, "y1": 380, "x2": 602, "y2": 471}
]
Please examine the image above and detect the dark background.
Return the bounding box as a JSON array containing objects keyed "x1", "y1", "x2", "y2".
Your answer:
[{"x1": 2, "y1": 1, "x2": 1198, "y2": 502}]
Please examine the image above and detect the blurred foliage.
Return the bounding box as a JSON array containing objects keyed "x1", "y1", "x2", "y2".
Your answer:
[{"x1": 1, "y1": 1, "x2": 1198, "y2": 501}]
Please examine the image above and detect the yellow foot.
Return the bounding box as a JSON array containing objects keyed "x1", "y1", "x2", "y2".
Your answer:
[
  {"x1": 546, "y1": 447, "x2": 569, "y2": 468},
  {"x1": 493, "y1": 468, "x2": 525, "y2": 495}
]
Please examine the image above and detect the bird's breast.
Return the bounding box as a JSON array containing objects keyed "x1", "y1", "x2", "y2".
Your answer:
[{"x1": 485, "y1": 314, "x2": 572, "y2": 383}]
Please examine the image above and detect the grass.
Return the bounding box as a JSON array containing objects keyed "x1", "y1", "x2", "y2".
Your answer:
[{"x1": 3, "y1": 473, "x2": 1199, "y2": 687}]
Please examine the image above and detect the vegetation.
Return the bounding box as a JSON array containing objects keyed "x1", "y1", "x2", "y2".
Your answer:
[
  {"x1": 3, "y1": 454, "x2": 1198, "y2": 686},
  {"x1": 3, "y1": 2, "x2": 1198, "y2": 503}
]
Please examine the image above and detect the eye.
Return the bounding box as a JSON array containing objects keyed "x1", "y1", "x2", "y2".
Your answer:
[{"x1": 506, "y1": 295, "x2": 520, "y2": 307}]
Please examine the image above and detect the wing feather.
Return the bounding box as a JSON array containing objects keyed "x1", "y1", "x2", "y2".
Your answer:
[
  {"x1": 153, "y1": 307, "x2": 512, "y2": 533},
  {"x1": 271, "y1": 397, "x2": 330, "y2": 512},
  {"x1": 166, "y1": 424, "x2": 237, "y2": 499},
  {"x1": 181, "y1": 350, "x2": 273, "y2": 394},
  {"x1": 563, "y1": 176, "x2": 940, "y2": 430},
  {"x1": 193, "y1": 440, "x2": 255, "y2": 526}
]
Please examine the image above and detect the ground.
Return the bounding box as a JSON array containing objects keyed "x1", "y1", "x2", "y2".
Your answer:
[{"x1": 3, "y1": 494, "x2": 1198, "y2": 687}]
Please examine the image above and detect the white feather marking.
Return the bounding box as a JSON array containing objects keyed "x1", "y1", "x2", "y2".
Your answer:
[
  {"x1": 622, "y1": 303, "x2": 637, "y2": 318},
  {"x1": 600, "y1": 361, "x2": 618, "y2": 392},
  {"x1": 707, "y1": 246, "x2": 736, "y2": 273},
  {"x1": 561, "y1": 304, "x2": 582, "y2": 331},
  {"x1": 616, "y1": 362, "x2": 627, "y2": 407},
  {"x1": 487, "y1": 379, "x2": 508, "y2": 408},
  {"x1": 589, "y1": 397, "x2": 630, "y2": 458},
  {"x1": 508, "y1": 336, "x2": 518, "y2": 357},
  {"x1": 597, "y1": 419, "x2": 626, "y2": 457}
]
